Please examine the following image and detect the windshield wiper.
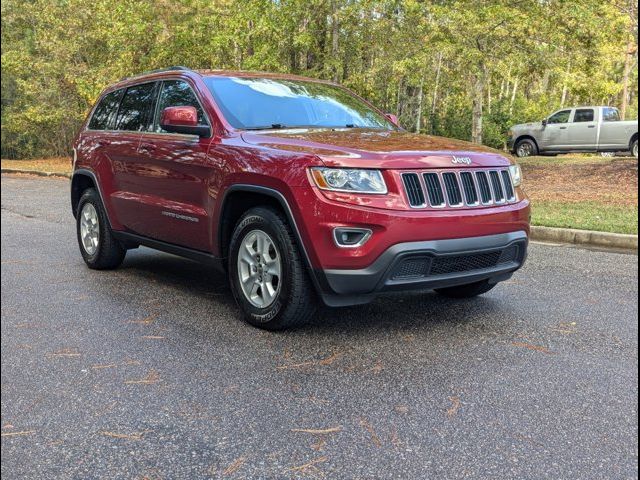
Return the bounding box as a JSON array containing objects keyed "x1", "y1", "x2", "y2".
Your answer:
[{"x1": 242, "y1": 124, "x2": 288, "y2": 131}]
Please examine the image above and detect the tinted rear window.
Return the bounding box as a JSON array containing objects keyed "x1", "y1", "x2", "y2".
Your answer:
[
  {"x1": 116, "y1": 83, "x2": 156, "y2": 132},
  {"x1": 88, "y1": 90, "x2": 122, "y2": 130},
  {"x1": 603, "y1": 107, "x2": 621, "y2": 122}
]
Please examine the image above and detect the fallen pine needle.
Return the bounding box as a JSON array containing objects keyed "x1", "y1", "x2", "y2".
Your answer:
[
  {"x1": 47, "y1": 349, "x2": 81, "y2": 358},
  {"x1": 100, "y1": 430, "x2": 146, "y2": 440},
  {"x1": 447, "y1": 396, "x2": 461, "y2": 418},
  {"x1": 222, "y1": 456, "x2": 247, "y2": 475},
  {"x1": 291, "y1": 426, "x2": 342, "y2": 435},
  {"x1": 277, "y1": 352, "x2": 342, "y2": 370},
  {"x1": 141, "y1": 336, "x2": 165, "y2": 340},
  {"x1": 1, "y1": 430, "x2": 36, "y2": 437},
  {"x1": 359, "y1": 418, "x2": 382, "y2": 448},
  {"x1": 91, "y1": 364, "x2": 118, "y2": 370},
  {"x1": 288, "y1": 456, "x2": 328, "y2": 472},
  {"x1": 124, "y1": 370, "x2": 160, "y2": 385},
  {"x1": 511, "y1": 341, "x2": 554, "y2": 354}
]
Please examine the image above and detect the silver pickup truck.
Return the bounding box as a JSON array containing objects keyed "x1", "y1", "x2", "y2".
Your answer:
[{"x1": 508, "y1": 106, "x2": 638, "y2": 158}]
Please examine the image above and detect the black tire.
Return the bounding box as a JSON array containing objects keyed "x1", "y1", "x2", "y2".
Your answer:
[
  {"x1": 632, "y1": 139, "x2": 638, "y2": 159},
  {"x1": 76, "y1": 188, "x2": 126, "y2": 270},
  {"x1": 435, "y1": 279, "x2": 497, "y2": 299},
  {"x1": 228, "y1": 207, "x2": 317, "y2": 330},
  {"x1": 514, "y1": 138, "x2": 538, "y2": 158}
]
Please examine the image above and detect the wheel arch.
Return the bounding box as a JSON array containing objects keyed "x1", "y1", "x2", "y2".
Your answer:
[
  {"x1": 514, "y1": 135, "x2": 540, "y2": 154},
  {"x1": 216, "y1": 184, "x2": 326, "y2": 297},
  {"x1": 71, "y1": 170, "x2": 98, "y2": 218},
  {"x1": 630, "y1": 132, "x2": 638, "y2": 148}
]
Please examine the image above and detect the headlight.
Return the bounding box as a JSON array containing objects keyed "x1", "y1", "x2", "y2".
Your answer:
[
  {"x1": 509, "y1": 164, "x2": 523, "y2": 187},
  {"x1": 311, "y1": 168, "x2": 387, "y2": 194}
]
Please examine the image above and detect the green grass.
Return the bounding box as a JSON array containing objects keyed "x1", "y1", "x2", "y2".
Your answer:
[{"x1": 532, "y1": 201, "x2": 638, "y2": 235}]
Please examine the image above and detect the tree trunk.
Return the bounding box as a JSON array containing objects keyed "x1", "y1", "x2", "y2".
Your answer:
[
  {"x1": 331, "y1": 2, "x2": 340, "y2": 83},
  {"x1": 471, "y1": 69, "x2": 485, "y2": 144},
  {"x1": 415, "y1": 75, "x2": 424, "y2": 133},
  {"x1": 509, "y1": 77, "x2": 519, "y2": 115},
  {"x1": 430, "y1": 52, "x2": 443, "y2": 134},
  {"x1": 621, "y1": 39, "x2": 636, "y2": 120}
]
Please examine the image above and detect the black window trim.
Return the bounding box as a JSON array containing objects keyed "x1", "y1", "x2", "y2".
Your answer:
[
  {"x1": 86, "y1": 77, "x2": 214, "y2": 137},
  {"x1": 113, "y1": 81, "x2": 158, "y2": 133},
  {"x1": 151, "y1": 78, "x2": 212, "y2": 138}
]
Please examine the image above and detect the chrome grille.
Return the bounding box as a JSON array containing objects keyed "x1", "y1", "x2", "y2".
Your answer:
[{"x1": 401, "y1": 169, "x2": 517, "y2": 209}]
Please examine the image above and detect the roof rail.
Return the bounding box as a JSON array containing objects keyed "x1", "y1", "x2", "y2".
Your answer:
[{"x1": 119, "y1": 66, "x2": 193, "y2": 82}]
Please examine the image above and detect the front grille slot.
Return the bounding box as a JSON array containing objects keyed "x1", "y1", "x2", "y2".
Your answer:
[
  {"x1": 476, "y1": 172, "x2": 493, "y2": 204},
  {"x1": 402, "y1": 173, "x2": 425, "y2": 207},
  {"x1": 489, "y1": 171, "x2": 505, "y2": 203},
  {"x1": 423, "y1": 173, "x2": 445, "y2": 207},
  {"x1": 460, "y1": 172, "x2": 479, "y2": 205},
  {"x1": 442, "y1": 172, "x2": 463, "y2": 206},
  {"x1": 501, "y1": 170, "x2": 515, "y2": 200}
]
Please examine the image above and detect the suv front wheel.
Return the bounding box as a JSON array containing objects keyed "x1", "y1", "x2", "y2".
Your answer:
[
  {"x1": 228, "y1": 207, "x2": 317, "y2": 330},
  {"x1": 76, "y1": 188, "x2": 126, "y2": 269}
]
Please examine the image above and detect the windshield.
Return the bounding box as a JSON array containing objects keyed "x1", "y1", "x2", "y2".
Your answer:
[{"x1": 203, "y1": 77, "x2": 395, "y2": 130}]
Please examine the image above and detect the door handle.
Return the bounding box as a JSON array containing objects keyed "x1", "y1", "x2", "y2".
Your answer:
[
  {"x1": 588, "y1": 125, "x2": 596, "y2": 128},
  {"x1": 559, "y1": 126, "x2": 567, "y2": 130}
]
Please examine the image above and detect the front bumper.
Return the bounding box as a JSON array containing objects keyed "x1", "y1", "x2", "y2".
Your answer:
[{"x1": 315, "y1": 231, "x2": 528, "y2": 306}]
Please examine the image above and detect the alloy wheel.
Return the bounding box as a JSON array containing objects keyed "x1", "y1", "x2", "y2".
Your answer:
[
  {"x1": 80, "y1": 203, "x2": 100, "y2": 255},
  {"x1": 237, "y1": 230, "x2": 282, "y2": 308}
]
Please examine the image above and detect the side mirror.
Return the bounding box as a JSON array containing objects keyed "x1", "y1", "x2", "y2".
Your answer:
[
  {"x1": 160, "y1": 106, "x2": 210, "y2": 137},
  {"x1": 541, "y1": 118, "x2": 548, "y2": 127},
  {"x1": 385, "y1": 113, "x2": 399, "y2": 127}
]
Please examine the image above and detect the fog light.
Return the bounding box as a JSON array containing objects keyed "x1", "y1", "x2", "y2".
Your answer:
[{"x1": 333, "y1": 228, "x2": 372, "y2": 248}]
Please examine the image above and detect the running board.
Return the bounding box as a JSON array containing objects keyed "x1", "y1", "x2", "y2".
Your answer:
[{"x1": 113, "y1": 231, "x2": 225, "y2": 271}]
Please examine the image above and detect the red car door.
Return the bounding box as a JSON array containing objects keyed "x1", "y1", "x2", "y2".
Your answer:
[
  {"x1": 108, "y1": 82, "x2": 160, "y2": 237},
  {"x1": 131, "y1": 79, "x2": 214, "y2": 251}
]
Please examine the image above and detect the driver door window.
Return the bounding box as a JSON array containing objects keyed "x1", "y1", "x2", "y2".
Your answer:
[
  {"x1": 547, "y1": 110, "x2": 571, "y2": 124},
  {"x1": 155, "y1": 80, "x2": 208, "y2": 133}
]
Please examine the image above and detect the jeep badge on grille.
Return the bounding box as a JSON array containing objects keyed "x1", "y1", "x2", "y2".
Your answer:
[{"x1": 452, "y1": 156, "x2": 472, "y2": 165}]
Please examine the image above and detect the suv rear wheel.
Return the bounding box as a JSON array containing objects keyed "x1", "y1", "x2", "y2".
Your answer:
[
  {"x1": 435, "y1": 279, "x2": 497, "y2": 298},
  {"x1": 229, "y1": 207, "x2": 317, "y2": 330},
  {"x1": 76, "y1": 188, "x2": 126, "y2": 269}
]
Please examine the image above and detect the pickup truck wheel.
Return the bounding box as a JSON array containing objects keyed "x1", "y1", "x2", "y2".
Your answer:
[
  {"x1": 632, "y1": 139, "x2": 638, "y2": 159},
  {"x1": 229, "y1": 207, "x2": 317, "y2": 330},
  {"x1": 515, "y1": 139, "x2": 538, "y2": 158},
  {"x1": 76, "y1": 188, "x2": 126, "y2": 269},
  {"x1": 435, "y1": 279, "x2": 497, "y2": 299}
]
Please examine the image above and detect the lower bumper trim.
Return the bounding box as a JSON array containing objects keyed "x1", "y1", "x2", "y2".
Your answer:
[{"x1": 318, "y1": 231, "x2": 528, "y2": 306}]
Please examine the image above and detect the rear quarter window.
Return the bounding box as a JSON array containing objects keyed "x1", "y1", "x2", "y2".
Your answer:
[
  {"x1": 88, "y1": 90, "x2": 123, "y2": 130},
  {"x1": 115, "y1": 82, "x2": 157, "y2": 132}
]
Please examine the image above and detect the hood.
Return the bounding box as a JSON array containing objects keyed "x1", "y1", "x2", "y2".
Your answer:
[
  {"x1": 512, "y1": 121, "x2": 543, "y2": 131},
  {"x1": 241, "y1": 129, "x2": 513, "y2": 169}
]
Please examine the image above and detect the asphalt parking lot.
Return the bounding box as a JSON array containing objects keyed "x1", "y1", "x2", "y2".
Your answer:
[{"x1": 1, "y1": 174, "x2": 638, "y2": 479}]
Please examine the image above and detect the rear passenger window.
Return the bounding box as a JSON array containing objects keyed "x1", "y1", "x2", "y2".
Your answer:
[
  {"x1": 573, "y1": 109, "x2": 594, "y2": 123},
  {"x1": 155, "y1": 80, "x2": 207, "y2": 132},
  {"x1": 116, "y1": 83, "x2": 156, "y2": 132},
  {"x1": 88, "y1": 90, "x2": 122, "y2": 130},
  {"x1": 603, "y1": 107, "x2": 621, "y2": 122}
]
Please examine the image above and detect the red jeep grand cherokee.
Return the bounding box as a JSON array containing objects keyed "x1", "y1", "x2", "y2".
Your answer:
[{"x1": 72, "y1": 66, "x2": 530, "y2": 330}]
